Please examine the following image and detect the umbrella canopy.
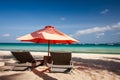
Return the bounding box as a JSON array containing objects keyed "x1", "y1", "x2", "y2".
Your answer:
[{"x1": 17, "y1": 26, "x2": 78, "y2": 56}]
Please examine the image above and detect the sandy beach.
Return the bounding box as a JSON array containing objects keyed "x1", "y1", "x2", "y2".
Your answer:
[{"x1": 0, "y1": 50, "x2": 120, "y2": 80}]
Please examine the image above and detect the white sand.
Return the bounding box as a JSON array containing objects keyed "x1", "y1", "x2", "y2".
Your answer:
[{"x1": 0, "y1": 50, "x2": 120, "y2": 80}]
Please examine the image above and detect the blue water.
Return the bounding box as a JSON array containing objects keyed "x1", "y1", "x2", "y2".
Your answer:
[{"x1": 0, "y1": 43, "x2": 120, "y2": 54}]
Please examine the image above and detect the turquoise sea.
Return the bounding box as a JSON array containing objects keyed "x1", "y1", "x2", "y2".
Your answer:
[{"x1": 0, "y1": 43, "x2": 120, "y2": 54}]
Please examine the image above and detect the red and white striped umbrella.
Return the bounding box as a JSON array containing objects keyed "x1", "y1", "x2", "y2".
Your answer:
[{"x1": 17, "y1": 26, "x2": 78, "y2": 56}]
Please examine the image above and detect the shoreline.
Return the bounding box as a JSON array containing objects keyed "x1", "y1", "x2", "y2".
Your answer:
[
  {"x1": 0, "y1": 50, "x2": 120, "y2": 58},
  {"x1": 1, "y1": 50, "x2": 120, "y2": 54},
  {"x1": 0, "y1": 43, "x2": 120, "y2": 54},
  {"x1": 0, "y1": 50, "x2": 120, "y2": 80}
]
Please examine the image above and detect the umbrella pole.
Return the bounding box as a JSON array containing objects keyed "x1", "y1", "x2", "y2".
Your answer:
[{"x1": 48, "y1": 40, "x2": 50, "y2": 56}]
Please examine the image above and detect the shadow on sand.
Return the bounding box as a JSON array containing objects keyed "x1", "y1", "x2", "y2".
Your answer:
[
  {"x1": 32, "y1": 68, "x2": 57, "y2": 80},
  {"x1": 72, "y1": 57, "x2": 120, "y2": 75},
  {"x1": 0, "y1": 73, "x2": 28, "y2": 80},
  {"x1": 0, "y1": 69, "x2": 57, "y2": 80}
]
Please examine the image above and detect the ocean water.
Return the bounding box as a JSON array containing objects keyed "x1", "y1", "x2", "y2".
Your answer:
[{"x1": 0, "y1": 43, "x2": 120, "y2": 54}]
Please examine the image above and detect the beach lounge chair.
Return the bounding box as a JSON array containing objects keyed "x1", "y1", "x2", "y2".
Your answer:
[
  {"x1": 47, "y1": 52, "x2": 73, "y2": 73},
  {"x1": 11, "y1": 51, "x2": 43, "y2": 71}
]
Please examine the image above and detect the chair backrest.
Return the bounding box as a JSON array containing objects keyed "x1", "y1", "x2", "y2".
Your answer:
[
  {"x1": 11, "y1": 51, "x2": 35, "y2": 63},
  {"x1": 50, "y1": 52, "x2": 71, "y2": 65}
]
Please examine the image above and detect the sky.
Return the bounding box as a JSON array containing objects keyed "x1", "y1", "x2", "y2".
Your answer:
[{"x1": 0, "y1": 0, "x2": 120, "y2": 43}]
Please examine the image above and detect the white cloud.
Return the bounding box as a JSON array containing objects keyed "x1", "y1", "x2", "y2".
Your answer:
[
  {"x1": 2, "y1": 33, "x2": 10, "y2": 37},
  {"x1": 101, "y1": 9, "x2": 109, "y2": 14},
  {"x1": 75, "y1": 26, "x2": 111, "y2": 35},
  {"x1": 112, "y1": 22, "x2": 120, "y2": 28},
  {"x1": 60, "y1": 17, "x2": 65, "y2": 21},
  {"x1": 96, "y1": 33, "x2": 104, "y2": 38},
  {"x1": 73, "y1": 22, "x2": 120, "y2": 37}
]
